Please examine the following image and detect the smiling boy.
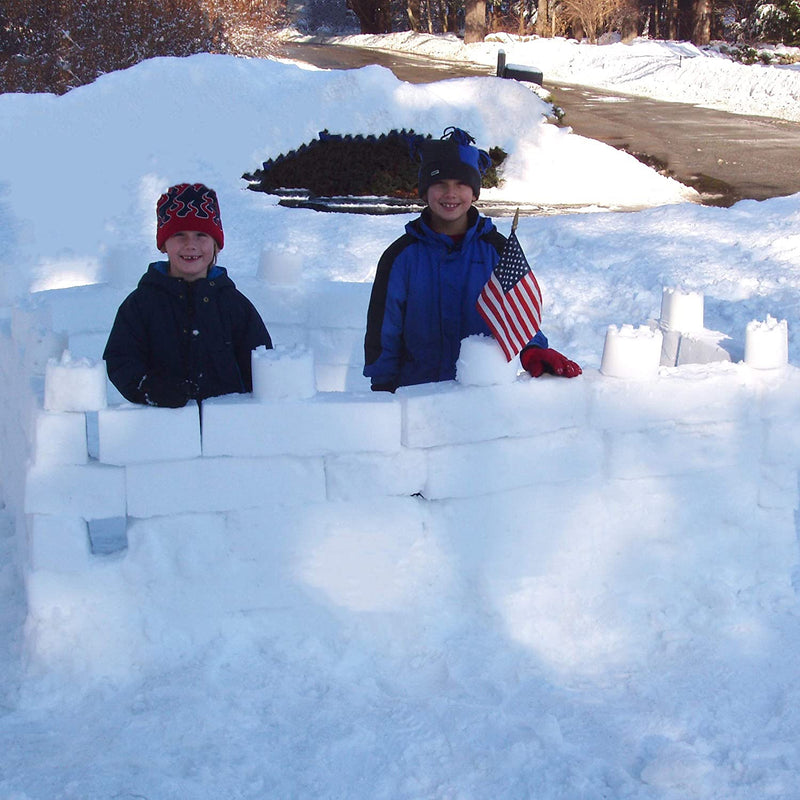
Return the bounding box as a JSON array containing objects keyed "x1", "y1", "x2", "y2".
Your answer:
[
  {"x1": 104, "y1": 183, "x2": 272, "y2": 407},
  {"x1": 363, "y1": 128, "x2": 580, "y2": 391}
]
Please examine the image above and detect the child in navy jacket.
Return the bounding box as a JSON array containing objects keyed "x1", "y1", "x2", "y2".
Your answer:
[{"x1": 104, "y1": 183, "x2": 272, "y2": 407}]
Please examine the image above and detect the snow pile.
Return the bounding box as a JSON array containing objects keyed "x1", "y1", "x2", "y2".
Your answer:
[{"x1": 0, "y1": 46, "x2": 800, "y2": 800}]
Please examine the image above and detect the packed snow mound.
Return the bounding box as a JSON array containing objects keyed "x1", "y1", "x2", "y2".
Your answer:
[{"x1": 0, "y1": 52, "x2": 697, "y2": 302}]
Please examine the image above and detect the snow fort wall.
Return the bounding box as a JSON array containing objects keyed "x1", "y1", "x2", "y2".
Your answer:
[{"x1": 1, "y1": 282, "x2": 799, "y2": 679}]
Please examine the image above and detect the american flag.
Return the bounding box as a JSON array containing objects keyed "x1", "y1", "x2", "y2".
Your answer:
[{"x1": 476, "y1": 212, "x2": 543, "y2": 361}]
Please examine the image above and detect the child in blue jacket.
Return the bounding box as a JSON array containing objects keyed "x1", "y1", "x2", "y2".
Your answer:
[
  {"x1": 104, "y1": 183, "x2": 272, "y2": 407},
  {"x1": 363, "y1": 128, "x2": 580, "y2": 391}
]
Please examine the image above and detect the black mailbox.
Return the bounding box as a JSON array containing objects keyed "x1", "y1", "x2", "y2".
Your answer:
[{"x1": 496, "y1": 49, "x2": 544, "y2": 85}]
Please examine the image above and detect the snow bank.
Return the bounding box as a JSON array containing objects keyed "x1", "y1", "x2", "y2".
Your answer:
[{"x1": 306, "y1": 30, "x2": 800, "y2": 122}]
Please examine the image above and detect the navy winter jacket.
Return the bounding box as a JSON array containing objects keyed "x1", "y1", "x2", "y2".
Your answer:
[
  {"x1": 364, "y1": 207, "x2": 547, "y2": 389},
  {"x1": 104, "y1": 262, "x2": 271, "y2": 407}
]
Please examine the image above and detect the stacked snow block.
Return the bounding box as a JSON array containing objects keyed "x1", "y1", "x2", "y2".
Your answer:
[{"x1": 2, "y1": 280, "x2": 800, "y2": 681}]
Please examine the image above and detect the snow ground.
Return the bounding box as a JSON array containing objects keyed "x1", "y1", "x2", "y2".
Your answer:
[{"x1": 0, "y1": 38, "x2": 799, "y2": 800}]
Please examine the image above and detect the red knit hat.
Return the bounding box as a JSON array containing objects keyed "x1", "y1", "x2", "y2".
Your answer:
[{"x1": 156, "y1": 183, "x2": 225, "y2": 251}]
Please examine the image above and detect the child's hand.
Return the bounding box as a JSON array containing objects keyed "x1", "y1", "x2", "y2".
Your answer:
[
  {"x1": 520, "y1": 346, "x2": 582, "y2": 379},
  {"x1": 138, "y1": 373, "x2": 196, "y2": 407}
]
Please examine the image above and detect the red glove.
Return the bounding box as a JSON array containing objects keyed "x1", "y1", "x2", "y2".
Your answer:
[{"x1": 520, "y1": 346, "x2": 582, "y2": 378}]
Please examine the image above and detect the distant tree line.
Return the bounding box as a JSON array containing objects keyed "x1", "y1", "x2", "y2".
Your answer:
[
  {"x1": 3, "y1": 0, "x2": 797, "y2": 94},
  {"x1": 344, "y1": 0, "x2": 799, "y2": 44},
  {"x1": 0, "y1": 0, "x2": 285, "y2": 94}
]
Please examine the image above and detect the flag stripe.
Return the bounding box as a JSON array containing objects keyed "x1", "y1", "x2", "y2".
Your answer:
[
  {"x1": 488, "y1": 279, "x2": 529, "y2": 348},
  {"x1": 476, "y1": 229, "x2": 542, "y2": 362},
  {"x1": 477, "y1": 277, "x2": 517, "y2": 360}
]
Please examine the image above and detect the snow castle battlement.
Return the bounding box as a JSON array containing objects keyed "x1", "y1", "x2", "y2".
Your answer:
[{"x1": 1, "y1": 280, "x2": 799, "y2": 677}]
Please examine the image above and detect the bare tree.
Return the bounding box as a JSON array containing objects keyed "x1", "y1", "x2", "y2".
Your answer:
[
  {"x1": 691, "y1": 0, "x2": 711, "y2": 42},
  {"x1": 0, "y1": 0, "x2": 285, "y2": 94},
  {"x1": 560, "y1": 0, "x2": 622, "y2": 39},
  {"x1": 407, "y1": 0, "x2": 423, "y2": 29},
  {"x1": 535, "y1": 0, "x2": 551, "y2": 34},
  {"x1": 346, "y1": 0, "x2": 392, "y2": 32},
  {"x1": 465, "y1": 0, "x2": 487, "y2": 40}
]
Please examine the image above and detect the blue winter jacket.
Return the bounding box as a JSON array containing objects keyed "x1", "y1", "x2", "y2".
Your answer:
[
  {"x1": 104, "y1": 262, "x2": 271, "y2": 406},
  {"x1": 364, "y1": 207, "x2": 547, "y2": 389}
]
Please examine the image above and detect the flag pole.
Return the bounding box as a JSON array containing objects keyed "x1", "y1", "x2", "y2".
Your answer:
[{"x1": 511, "y1": 207, "x2": 520, "y2": 233}]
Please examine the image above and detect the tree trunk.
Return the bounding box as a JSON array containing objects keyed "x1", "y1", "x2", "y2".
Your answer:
[
  {"x1": 665, "y1": 0, "x2": 680, "y2": 38},
  {"x1": 690, "y1": 0, "x2": 710, "y2": 43},
  {"x1": 518, "y1": 0, "x2": 528, "y2": 34},
  {"x1": 464, "y1": 0, "x2": 487, "y2": 41},
  {"x1": 444, "y1": 0, "x2": 458, "y2": 30},
  {"x1": 535, "y1": 0, "x2": 549, "y2": 35},
  {"x1": 346, "y1": 0, "x2": 392, "y2": 33},
  {"x1": 407, "y1": 0, "x2": 422, "y2": 30}
]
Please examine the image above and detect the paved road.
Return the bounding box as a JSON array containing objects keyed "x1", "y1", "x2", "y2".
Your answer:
[
  {"x1": 279, "y1": 41, "x2": 800, "y2": 206},
  {"x1": 547, "y1": 82, "x2": 800, "y2": 204}
]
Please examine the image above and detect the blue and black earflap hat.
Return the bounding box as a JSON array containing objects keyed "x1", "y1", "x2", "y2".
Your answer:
[{"x1": 416, "y1": 127, "x2": 492, "y2": 199}]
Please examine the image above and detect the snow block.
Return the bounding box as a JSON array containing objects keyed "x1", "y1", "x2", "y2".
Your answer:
[
  {"x1": 66, "y1": 330, "x2": 110, "y2": 362},
  {"x1": 126, "y1": 455, "x2": 326, "y2": 517},
  {"x1": 23, "y1": 328, "x2": 69, "y2": 375},
  {"x1": 239, "y1": 283, "x2": 309, "y2": 326},
  {"x1": 425, "y1": 428, "x2": 603, "y2": 500},
  {"x1": 604, "y1": 421, "x2": 759, "y2": 480},
  {"x1": 325, "y1": 449, "x2": 427, "y2": 500},
  {"x1": 659, "y1": 327, "x2": 681, "y2": 367},
  {"x1": 258, "y1": 245, "x2": 304, "y2": 285},
  {"x1": 401, "y1": 379, "x2": 589, "y2": 449},
  {"x1": 44, "y1": 352, "x2": 107, "y2": 412},
  {"x1": 32, "y1": 410, "x2": 88, "y2": 465},
  {"x1": 308, "y1": 327, "x2": 364, "y2": 367},
  {"x1": 87, "y1": 516, "x2": 128, "y2": 555},
  {"x1": 757, "y1": 463, "x2": 799, "y2": 510},
  {"x1": 11, "y1": 304, "x2": 52, "y2": 343},
  {"x1": 745, "y1": 316, "x2": 788, "y2": 369},
  {"x1": 588, "y1": 364, "x2": 756, "y2": 430},
  {"x1": 26, "y1": 514, "x2": 91, "y2": 572},
  {"x1": 295, "y1": 497, "x2": 443, "y2": 614},
  {"x1": 24, "y1": 462, "x2": 125, "y2": 518},
  {"x1": 660, "y1": 288, "x2": 704, "y2": 333},
  {"x1": 307, "y1": 282, "x2": 371, "y2": 329},
  {"x1": 314, "y1": 363, "x2": 371, "y2": 393},
  {"x1": 600, "y1": 324, "x2": 662, "y2": 379},
  {"x1": 762, "y1": 419, "x2": 800, "y2": 468},
  {"x1": 676, "y1": 331, "x2": 732, "y2": 366},
  {"x1": 251, "y1": 344, "x2": 316, "y2": 400},
  {"x1": 32, "y1": 283, "x2": 124, "y2": 336},
  {"x1": 756, "y1": 366, "x2": 800, "y2": 420},
  {"x1": 97, "y1": 402, "x2": 201, "y2": 466},
  {"x1": 456, "y1": 335, "x2": 520, "y2": 386},
  {"x1": 201, "y1": 393, "x2": 401, "y2": 457}
]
